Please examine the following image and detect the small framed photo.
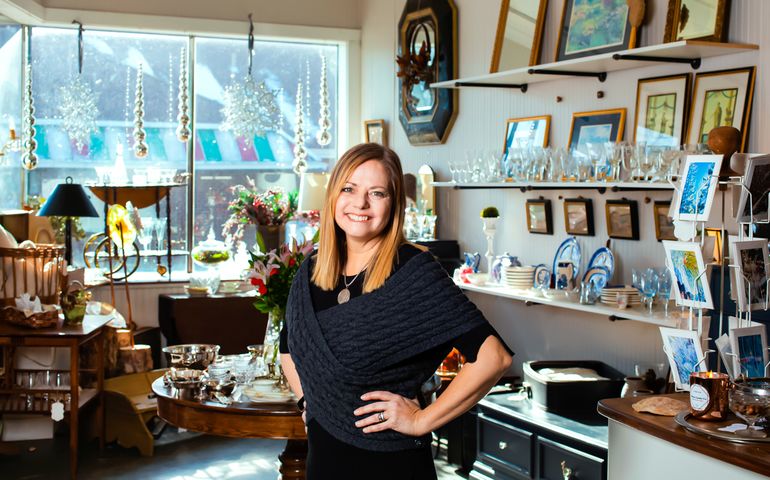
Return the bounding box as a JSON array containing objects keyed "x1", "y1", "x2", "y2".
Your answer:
[
  {"x1": 737, "y1": 154, "x2": 770, "y2": 223},
  {"x1": 634, "y1": 73, "x2": 691, "y2": 148},
  {"x1": 605, "y1": 199, "x2": 639, "y2": 240},
  {"x1": 653, "y1": 201, "x2": 676, "y2": 242},
  {"x1": 563, "y1": 198, "x2": 594, "y2": 237},
  {"x1": 686, "y1": 67, "x2": 756, "y2": 151},
  {"x1": 568, "y1": 109, "x2": 626, "y2": 152},
  {"x1": 663, "y1": 240, "x2": 713, "y2": 309},
  {"x1": 555, "y1": 0, "x2": 636, "y2": 63},
  {"x1": 664, "y1": 0, "x2": 730, "y2": 43},
  {"x1": 364, "y1": 119, "x2": 387, "y2": 146},
  {"x1": 670, "y1": 154, "x2": 722, "y2": 222},
  {"x1": 503, "y1": 115, "x2": 550, "y2": 154},
  {"x1": 729, "y1": 238, "x2": 770, "y2": 312},
  {"x1": 729, "y1": 326, "x2": 769, "y2": 378},
  {"x1": 526, "y1": 199, "x2": 553, "y2": 235},
  {"x1": 659, "y1": 327, "x2": 707, "y2": 392}
]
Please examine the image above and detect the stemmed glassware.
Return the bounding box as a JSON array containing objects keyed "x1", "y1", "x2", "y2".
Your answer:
[
  {"x1": 639, "y1": 148, "x2": 657, "y2": 182},
  {"x1": 153, "y1": 218, "x2": 168, "y2": 251},
  {"x1": 656, "y1": 268, "x2": 672, "y2": 316},
  {"x1": 640, "y1": 269, "x2": 659, "y2": 314},
  {"x1": 137, "y1": 217, "x2": 155, "y2": 253},
  {"x1": 448, "y1": 160, "x2": 458, "y2": 183}
]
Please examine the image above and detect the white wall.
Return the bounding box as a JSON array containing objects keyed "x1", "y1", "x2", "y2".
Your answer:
[{"x1": 360, "y1": 0, "x2": 769, "y2": 376}]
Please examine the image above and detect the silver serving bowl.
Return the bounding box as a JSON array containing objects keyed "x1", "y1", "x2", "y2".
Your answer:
[
  {"x1": 202, "y1": 379, "x2": 236, "y2": 397},
  {"x1": 163, "y1": 344, "x2": 220, "y2": 370}
]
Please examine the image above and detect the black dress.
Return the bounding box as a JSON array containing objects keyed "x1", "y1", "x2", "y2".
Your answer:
[{"x1": 279, "y1": 244, "x2": 512, "y2": 480}]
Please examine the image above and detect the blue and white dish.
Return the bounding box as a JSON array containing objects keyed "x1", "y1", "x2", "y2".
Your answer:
[
  {"x1": 552, "y1": 237, "x2": 581, "y2": 280},
  {"x1": 587, "y1": 247, "x2": 614, "y2": 279},
  {"x1": 533, "y1": 264, "x2": 551, "y2": 288},
  {"x1": 583, "y1": 265, "x2": 611, "y2": 292}
]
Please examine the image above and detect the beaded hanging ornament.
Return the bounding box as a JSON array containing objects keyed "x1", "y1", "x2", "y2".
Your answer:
[{"x1": 58, "y1": 21, "x2": 99, "y2": 152}]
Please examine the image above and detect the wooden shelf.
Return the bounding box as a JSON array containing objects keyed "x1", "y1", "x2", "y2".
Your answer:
[
  {"x1": 431, "y1": 41, "x2": 758, "y2": 90},
  {"x1": 432, "y1": 181, "x2": 674, "y2": 191},
  {"x1": 457, "y1": 281, "x2": 683, "y2": 327},
  {"x1": 0, "y1": 388, "x2": 98, "y2": 414}
]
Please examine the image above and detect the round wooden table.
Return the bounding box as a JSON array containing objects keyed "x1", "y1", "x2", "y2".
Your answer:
[{"x1": 152, "y1": 378, "x2": 307, "y2": 479}]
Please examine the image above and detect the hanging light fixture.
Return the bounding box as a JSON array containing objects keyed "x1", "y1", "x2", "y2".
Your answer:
[
  {"x1": 221, "y1": 14, "x2": 281, "y2": 144},
  {"x1": 58, "y1": 21, "x2": 99, "y2": 152}
]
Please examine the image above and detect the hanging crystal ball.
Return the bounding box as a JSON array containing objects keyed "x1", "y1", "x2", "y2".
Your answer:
[
  {"x1": 221, "y1": 75, "x2": 281, "y2": 144},
  {"x1": 58, "y1": 75, "x2": 99, "y2": 151}
]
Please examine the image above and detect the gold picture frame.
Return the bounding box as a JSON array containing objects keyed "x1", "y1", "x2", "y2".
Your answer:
[
  {"x1": 664, "y1": 0, "x2": 730, "y2": 43},
  {"x1": 555, "y1": 0, "x2": 636, "y2": 62},
  {"x1": 502, "y1": 115, "x2": 550, "y2": 154},
  {"x1": 653, "y1": 200, "x2": 676, "y2": 242},
  {"x1": 490, "y1": 0, "x2": 548, "y2": 73},
  {"x1": 606, "y1": 199, "x2": 639, "y2": 240},
  {"x1": 563, "y1": 198, "x2": 594, "y2": 237},
  {"x1": 567, "y1": 108, "x2": 626, "y2": 151},
  {"x1": 633, "y1": 73, "x2": 692, "y2": 148},
  {"x1": 364, "y1": 119, "x2": 387, "y2": 146},
  {"x1": 526, "y1": 199, "x2": 553, "y2": 235}
]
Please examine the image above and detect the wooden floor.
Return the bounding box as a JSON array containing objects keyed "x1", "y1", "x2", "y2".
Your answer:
[{"x1": 1, "y1": 428, "x2": 467, "y2": 479}]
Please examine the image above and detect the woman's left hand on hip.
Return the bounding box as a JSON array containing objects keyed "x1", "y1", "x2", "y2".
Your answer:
[{"x1": 354, "y1": 391, "x2": 425, "y2": 436}]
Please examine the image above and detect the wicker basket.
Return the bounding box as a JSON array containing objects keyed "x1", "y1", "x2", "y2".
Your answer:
[
  {"x1": 0, "y1": 244, "x2": 65, "y2": 307},
  {"x1": 0, "y1": 304, "x2": 61, "y2": 329}
]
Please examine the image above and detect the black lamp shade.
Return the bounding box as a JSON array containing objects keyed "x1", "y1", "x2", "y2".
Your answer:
[{"x1": 38, "y1": 178, "x2": 99, "y2": 218}]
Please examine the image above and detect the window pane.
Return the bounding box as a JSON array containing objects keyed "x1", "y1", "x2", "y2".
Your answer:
[
  {"x1": 0, "y1": 24, "x2": 22, "y2": 211},
  {"x1": 194, "y1": 37, "x2": 338, "y2": 248},
  {"x1": 28, "y1": 27, "x2": 188, "y2": 273}
]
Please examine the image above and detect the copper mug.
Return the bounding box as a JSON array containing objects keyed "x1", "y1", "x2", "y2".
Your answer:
[{"x1": 689, "y1": 371, "x2": 729, "y2": 421}]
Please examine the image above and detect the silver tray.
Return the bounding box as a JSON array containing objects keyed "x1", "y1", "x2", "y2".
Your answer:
[{"x1": 675, "y1": 412, "x2": 770, "y2": 444}]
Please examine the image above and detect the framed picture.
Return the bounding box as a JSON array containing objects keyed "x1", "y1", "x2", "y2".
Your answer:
[
  {"x1": 526, "y1": 199, "x2": 553, "y2": 235},
  {"x1": 555, "y1": 0, "x2": 635, "y2": 62},
  {"x1": 737, "y1": 154, "x2": 770, "y2": 223},
  {"x1": 633, "y1": 73, "x2": 691, "y2": 148},
  {"x1": 563, "y1": 198, "x2": 594, "y2": 236},
  {"x1": 490, "y1": 0, "x2": 548, "y2": 72},
  {"x1": 664, "y1": 0, "x2": 730, "y2": 43},
  {"x1": 503, "y1": 115, "x2": 550, "y2": 153},
  {"x1": 670, "y1": 154, "x2": 722, "y2": 222},
  {"x1": 686, "y1": 67, "x2": 756, "y2": 151},
  {"x1": 605, "y1": 199, "x2": 639, "y2": 240},
  {"x1": 364, "y1": 119, "x2": 387, "y2": 146},
  {"x1": 653, "y1": 200, "x2": 676, "y2": 241},
  {"x1": 568, "y1": 109, "x2": 626, "y2": 152},
  {"x1": 729, "y1": 238, "x2": 770, "y2": 312},
  {"x1": 729, "y1": 326, "x2": 769, "y2": 378},
  {"x1": 704, "y1": 228, "x2": 723, "y2": 264},
  {"x1": 659, "y1": 327, "x2": 707, "y2": 391},
  {"x1": 663, "y1": 240, "x2": 713, "y2": 309}
]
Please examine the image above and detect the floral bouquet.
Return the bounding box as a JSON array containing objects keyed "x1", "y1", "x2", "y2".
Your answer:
[{"x1": 221, "y1": 177, "x2": 298, "y2": 245}]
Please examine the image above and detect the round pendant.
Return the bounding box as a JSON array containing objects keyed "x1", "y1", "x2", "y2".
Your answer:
[{"x1": 337, "y1": 288, "x2": 351, "y2": 304}]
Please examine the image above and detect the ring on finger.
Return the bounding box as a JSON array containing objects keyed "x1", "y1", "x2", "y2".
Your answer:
[{"x1": 377, "y1": 411, "x2": 386, "y2": 423}]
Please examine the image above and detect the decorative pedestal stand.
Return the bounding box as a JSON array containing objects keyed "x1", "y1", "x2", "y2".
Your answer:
[{"x1": 482, "y1": 217, "x2": 498, "y2": 274}]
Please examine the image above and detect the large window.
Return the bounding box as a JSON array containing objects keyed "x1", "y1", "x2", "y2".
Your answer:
[
  {"x1": 0, "y1": 23, "x2": 22, "y2": 211},
  {"x1": 21, "y1": 26, "x2": 339, "y2": 277}
]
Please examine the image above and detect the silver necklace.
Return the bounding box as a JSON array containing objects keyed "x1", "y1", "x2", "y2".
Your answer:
[{"x1": 337, "y1": 268, "x2": 364, "y2": 304}]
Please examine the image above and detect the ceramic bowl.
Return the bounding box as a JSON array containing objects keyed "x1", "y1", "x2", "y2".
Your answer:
[{"x1": 465, "y1": 273, "x2": 488, "y2": 286}]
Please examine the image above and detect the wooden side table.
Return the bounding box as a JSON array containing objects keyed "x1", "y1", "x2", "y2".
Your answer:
[{"x1": 0, "y1": 314, "x2": 110, "y2": 479}]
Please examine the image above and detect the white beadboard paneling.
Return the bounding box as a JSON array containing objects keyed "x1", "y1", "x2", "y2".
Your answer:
[{"x1": 360, "y1": 0, "x2": 766, "y2": 377}]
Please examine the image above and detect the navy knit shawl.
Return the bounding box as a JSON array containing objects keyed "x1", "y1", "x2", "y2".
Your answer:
[{"x1": 286, "y1": 251, "x2": 488, "y2": 451}]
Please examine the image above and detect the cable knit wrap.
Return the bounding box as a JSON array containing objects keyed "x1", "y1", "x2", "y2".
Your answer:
[{"x1": 286, "y1": 251, "x2": 488, "y2": 451}]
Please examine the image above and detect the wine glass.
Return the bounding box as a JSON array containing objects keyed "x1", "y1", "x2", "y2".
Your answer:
[
  {"x1": 137, "y1": 217, "x2": 155, "y2": 253},
  {"x1": 641, "y1": 270, "x2": 658, "y2": 314},
  {"x1": 586, "y1": 143, "x2": 605, "y2": 181},
  {"x1": 448, "y1": 160, "x2": 458, "y2": 183},
  {"x1": 604, "y1": 142, "x2": 624, "y2": 182},
  {"x1": 153, "y1": 218, "x2": 168, "y2": 251},
  {"x1": 657, "y1": 270, "x2": 672, "y2": 316}
]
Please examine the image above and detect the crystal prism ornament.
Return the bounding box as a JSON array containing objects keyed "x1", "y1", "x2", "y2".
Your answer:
[
  {"x1": 221, "y1": 75, "x2": 280, "y2": 144},
  {"x1": 58, "y1": 74, "x2": 99, "y2": 152},
  {"x1": 316, "y1": 55, "x2": 332, "y2": 146},
  {"x1": 292, "y1": 82, "x2": 308, "y2": 175},
  {"x1": 133, "y1": 64, "x2": 149, "y2": 158},
  {"x1": 21, "y1": 64, "x2": 38, "y2": 171},
  {"x1": 176, "y1": 47, "x2": 191, "y2": 142}
]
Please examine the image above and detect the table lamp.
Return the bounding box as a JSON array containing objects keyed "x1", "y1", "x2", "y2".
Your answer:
[
  {"x1": 297, "y1": 173, "x2": 329, "y2": 212},
  {"x1": 38, "y1": 176, "x2": 99, "y2": 266}
]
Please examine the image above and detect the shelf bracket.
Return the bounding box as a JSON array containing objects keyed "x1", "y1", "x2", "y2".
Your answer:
[
  {"x1": 528, "y1": 69, "x2": 607, "y2": 82},
  {"x1": 612, "y1": 53, "x2": 701, "y2": 69},
  {"x1": 608, "y1": 315, "x2": 630, "y2": 322},
  {"x1": 454, "y1": 81, "x2": 528, "y2": 93},
  {"x1": 524, "y1": 301, "x2": 542, "y2": 307}
]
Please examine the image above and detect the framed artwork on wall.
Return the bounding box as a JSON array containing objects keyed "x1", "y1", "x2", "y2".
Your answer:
[
  {"x1": 364, "y1": 119, "x2": 387, "y2": 146},
  {"x1": 633, "y1": 73, "x2": 691, "y2": 148},
  {"x1": 490, "y1": 0, "x2": 548, "y2": 72},
  {"x1": 605, "y1": 199, "x2": 639, "y2": 240},
  {"x1": 664, "y1": 0, "x2": 731, "y2": 43},
  {"x1": 502, "y1": 115, "x2": 550, "y2": 154},
  {"x1": 526, "y1": 199, "x2": 553, "y2": 235},
  {"x1": 653, "y1": 201, "x2": 676, "y2": 241},
  {"x1": 563, "y1": 198, "x2": 594, "y2": 236},
  {"x1": 686, "y1": 67, "x2": 756, "y2": 151},
  {"x1": 555, "y1": 0, "x2": 636, "y2": 62},
  {"x1": 568, "y1": 109, "x2": 626, "y2": 152}
]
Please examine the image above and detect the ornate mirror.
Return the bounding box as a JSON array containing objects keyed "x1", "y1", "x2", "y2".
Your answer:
[{"x1": 397, "y1": 0, "x2": 457, "y2": 145}]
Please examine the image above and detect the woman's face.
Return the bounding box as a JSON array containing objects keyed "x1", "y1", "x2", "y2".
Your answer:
[{"x1": 334, "y1": 159, "x2": 392, "y2": 245}]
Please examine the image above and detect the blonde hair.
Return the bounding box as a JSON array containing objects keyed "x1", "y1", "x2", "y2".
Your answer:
[{"x1": 312, "y1": 143, "x2": 418, "y2": 293}]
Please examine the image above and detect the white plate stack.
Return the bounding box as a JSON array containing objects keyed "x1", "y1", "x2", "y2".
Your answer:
[
  {"x1": 503, "y1": 266, "x2": 536, "y2": 290},
  {"x1": 600, "y1": 286, "x2": 642, "y2": 306}
]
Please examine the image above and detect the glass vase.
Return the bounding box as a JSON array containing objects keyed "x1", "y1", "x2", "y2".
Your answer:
[{"x1": 262, "y1": 308, "x2": 284, "y2": 379}]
